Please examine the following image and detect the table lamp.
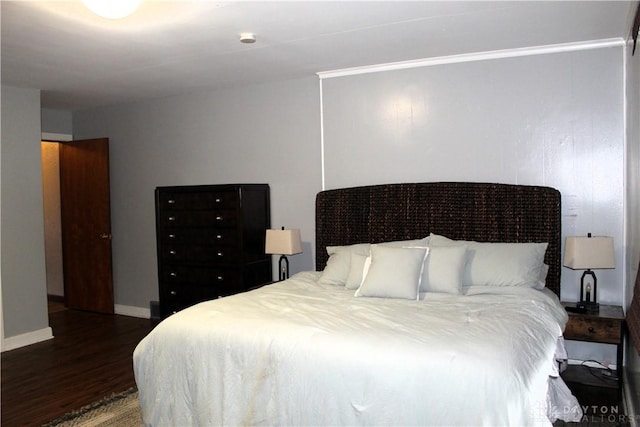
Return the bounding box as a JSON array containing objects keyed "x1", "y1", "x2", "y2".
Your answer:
[
  {"x1": 265, "y1": 227, "x2": 302, "y2": 281},
  {"x1": 563, "y1": 233, "x2": 615, "y2": 313}
]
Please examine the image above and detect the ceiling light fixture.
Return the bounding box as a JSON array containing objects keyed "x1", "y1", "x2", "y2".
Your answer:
[
  {"x1": 82, "y1": 0, "x2": 141, "y2": 19},
  {"x1": 240, "y1": 33, "x2": 256, "y2": 44}
]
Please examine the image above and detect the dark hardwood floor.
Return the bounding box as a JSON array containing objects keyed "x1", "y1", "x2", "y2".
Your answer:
[{"x1": 1, "y1": 304, "x2": 156, "y2": 426}]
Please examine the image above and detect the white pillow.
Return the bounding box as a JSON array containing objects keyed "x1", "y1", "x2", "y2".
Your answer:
[
  {"x1": 355, "y1": 245, "x2": 428, "y2": 300},
  {"x1": 319, "y1": 237, "x2": 429, "y2": 287},
  {"x1": 319, "y1": 243, "x2": 370, "y2": 286},
  {"x1": 345, "y1": 252, "x2": 370, "y2": 290},
  {"x1": 379, "y1": 236, "x2": 430, "y2": 248},
  {"x1": 420, "y1": 245, "x2": 467, "y2": 294},
  {"x1": 429, "y1": 234, "x2": 547, "y2": 288},
  {"x1": 535, "y1": 263, "x2": 549, "y2": 290}
]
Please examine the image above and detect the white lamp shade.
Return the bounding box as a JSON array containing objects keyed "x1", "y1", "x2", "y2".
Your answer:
[
  {"x1": 563, "y1": 236, "x2": 615, "y2": 270},
  {"x1": 265, "y1": 229, "x2": 302, "y2": 255}
]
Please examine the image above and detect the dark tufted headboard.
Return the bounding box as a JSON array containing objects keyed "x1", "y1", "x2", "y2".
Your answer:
[{"x1": 315, "y1": 182, "x2": 562, "y2": 297}]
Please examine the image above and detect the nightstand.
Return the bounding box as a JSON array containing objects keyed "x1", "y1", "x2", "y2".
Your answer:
[{"x1": 561, "y1": 302, "x2": 625, "y2": 399}]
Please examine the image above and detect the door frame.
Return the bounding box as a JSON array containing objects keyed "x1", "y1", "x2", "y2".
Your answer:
[
  {"x1": 42, "y1": 133, "x2": 116, "y2": 314},
  {"x1": 41, "y1": 133, "x2": 72, "y2": 303}
]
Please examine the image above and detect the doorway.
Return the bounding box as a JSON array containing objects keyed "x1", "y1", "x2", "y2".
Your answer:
[
  {"x1": 41, "y1": 138, "x2": 114, "y2": 314},
  {"x1": 41, "y1": 142, "x2": 65, "y2": 312}
]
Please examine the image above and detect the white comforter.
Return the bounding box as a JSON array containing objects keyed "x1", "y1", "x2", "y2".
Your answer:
[{"x1": 134, "y1": 271, "x2": 578, "y2": 426}]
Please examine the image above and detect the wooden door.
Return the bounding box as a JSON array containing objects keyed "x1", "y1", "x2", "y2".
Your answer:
[{"x1": 60, "y1": 138, "x2": 114, "y2": 314}]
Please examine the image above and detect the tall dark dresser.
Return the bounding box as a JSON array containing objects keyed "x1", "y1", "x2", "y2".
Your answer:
[{"x1": 155, "y1": 184, "x2": 271, "y2": 318}]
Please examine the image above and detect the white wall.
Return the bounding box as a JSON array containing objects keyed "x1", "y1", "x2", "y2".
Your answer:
[
  {"x1": 73, "y1": 77, "x2": 322, "y2": 310},
  {"x1": 1, "y1": 85, "x2": 52, "y2": 349}
]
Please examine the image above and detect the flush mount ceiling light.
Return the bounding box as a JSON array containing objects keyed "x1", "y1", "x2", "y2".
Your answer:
[
  {"x1": 82, "y1": 0, "x2": 141, "y2": 19},
  {"x1": 240, "y1": 33, "x2": 256, "y2": 44}
]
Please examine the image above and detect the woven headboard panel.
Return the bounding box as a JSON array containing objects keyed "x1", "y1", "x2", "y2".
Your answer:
[{"x1": 315, "y1": 182, "x2": 562, "y2": 297}]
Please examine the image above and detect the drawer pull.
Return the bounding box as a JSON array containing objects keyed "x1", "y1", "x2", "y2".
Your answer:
[
  {"x1": 170, "y1": 290, "x2": 177, "y2": 296},
  {"x1": 168, "y1": 199, "x2": 175, "y2": 204},
  {"x1": 217, "y1": 252, "x2": 224, "y2": 257},
  {"x1": 216, "y1": 216, "x2": 223, "y2": 221},
  {"x1": 169, "y1": 250, "x2": 177, "y2": 255},
  {"x1": 217, "y1": 275, "x2": 224, "y2": 281},
  {"x1": 169, "y1": 272, "x2": 177, "y2": 277},
  {"x1": 168, "y1": 233, "x2": 176, "y2": 239},
  {"x1": 216, "y1": 234, "x2": 223, "y2": 240},
  {"x1": 168, "y1": 216, "x2": 176, "y2": 221},
  {"x1": 588, "y1": 327, "x2": 595, "y2": 334}
]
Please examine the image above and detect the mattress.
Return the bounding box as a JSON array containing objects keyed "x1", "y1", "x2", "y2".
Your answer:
[{"x1": 134, "y1": 271, "x2": 581, "y2": 426}]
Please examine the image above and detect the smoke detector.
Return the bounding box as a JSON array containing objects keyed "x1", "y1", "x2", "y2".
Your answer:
[{"x1": 240, "y1": 33, "x2": 256, "y2": 44}]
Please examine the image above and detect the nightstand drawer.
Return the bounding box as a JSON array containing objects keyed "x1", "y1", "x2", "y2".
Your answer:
[{"x1": 564, "y1": 316, "x2": 621, "y2": 344}]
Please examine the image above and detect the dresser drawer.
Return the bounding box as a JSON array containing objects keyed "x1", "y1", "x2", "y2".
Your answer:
[
  {"x1": 159, "y1": 228, "x2": 236, "y2": 246},
  {"x1": 162, "y1": 278, "x2": 244, "y2": 314},
  {"x1": 564, "y1": 315, "x2": 622, "y2": 344},
  {"x1": 163, "y1": 284, "x2": 211, "y2": 316},
  {"x1": 158, "y1": 210, "x2": 237, "y2": 228},
  {"x1": 161, "y1": 265, "x2": 240, "y2": 286},
  {"x1": 158, "y1": 190, "x2": 238, "y2": 211},
  {"x1": 160, "y1": 242, "x2": 240, "y2": 264}
]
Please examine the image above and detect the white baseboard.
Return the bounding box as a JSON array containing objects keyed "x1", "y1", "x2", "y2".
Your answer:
[
  {"x1": 1, "y1": 326, "x2": 54, "y2": 352},
  {"x1": 115, "y1": 304, "x2": 150, "y2": 319}
]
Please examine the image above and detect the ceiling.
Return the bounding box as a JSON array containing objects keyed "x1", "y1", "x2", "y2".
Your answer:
[{"x1": 1, "y1": 1, "x2": 637, "y2": 111}]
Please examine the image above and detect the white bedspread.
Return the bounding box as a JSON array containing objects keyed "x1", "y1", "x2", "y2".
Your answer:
[{"x1": 134, "y1": 271, "x2": 578, "y2": 426}]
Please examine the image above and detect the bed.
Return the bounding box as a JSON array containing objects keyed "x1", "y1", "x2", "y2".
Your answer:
[{"x1": 134, "y1": 182, "x2": 582, "y2": 426}]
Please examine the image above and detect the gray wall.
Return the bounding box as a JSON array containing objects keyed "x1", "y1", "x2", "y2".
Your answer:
[
  {"x1": 320, "y1": 46, "x2": 625, "y2": 365},
  {"x1": 73, "y1": 77, "x2": 321, "y2": 309},
  {"x1": 1, "y1": 42, "x2": 630, "y2": 366},
  {"x1": 71, "y1": 45, "x2": 627, "y2": 318},
  {"x1": 72, "y1": 45, "x2": 626, "y2": 367},
  {"x1": 41, "y1": 108, "x2": 73, "y2": 135},
  {"x1": 322, "y1": 47, "x2": 625, "y2": 308},
  {"x1": 626, "y1": 40, "x2": 640, "y2": 377},
  {"x1": 1, "y1": 85, "x2": 50, "y2": 339}
]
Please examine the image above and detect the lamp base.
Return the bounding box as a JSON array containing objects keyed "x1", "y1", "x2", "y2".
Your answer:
[
  {"x1": 578, "y1": 269, "x2": 599, "y2": 313},
  {"x1": 576, "y1": 301, "x2": 599, "y2": 314},
  {"x1": 278, "y1": 254, "x2": 289, "y2": 281}
]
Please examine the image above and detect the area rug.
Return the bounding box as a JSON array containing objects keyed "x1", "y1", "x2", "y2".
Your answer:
[{"x1": 42, "y1": 387, "x2": 142, "y2": 427}]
